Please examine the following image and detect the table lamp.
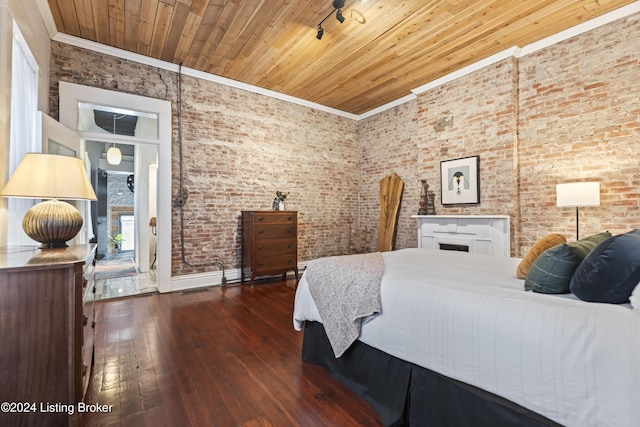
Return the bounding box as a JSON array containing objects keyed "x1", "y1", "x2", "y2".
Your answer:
[
  {"x1": 556, "y1": 182, "x2": 600, "y2": 240},
  {"x1": 0, "y1": 153, "x2": 97, "y2": 248}
]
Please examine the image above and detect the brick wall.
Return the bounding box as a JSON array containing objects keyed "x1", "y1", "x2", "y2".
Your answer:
[
  {"x1": 517, "y1": 13, "x2": 640, "y2": 252},
  {"x1": 50, "y1": 43, "x2": 359, "y2": 276},
  {"x1": 49, "y1": 10, "x2": 640, "y2": 273},
  {"x1": 358, "y1": 12, "x2": 640, "y2": 256},
  {"x1": 359, "y1": 59, "x2": 518, "y2": 252},
  {"x1": 105, "y1": 173, "x2": 134, "y2": 254}
]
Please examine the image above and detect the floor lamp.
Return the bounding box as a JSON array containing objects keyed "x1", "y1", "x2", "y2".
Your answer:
[{"x1": 556, "y1": 182, "x2": 600, "y2": 241}]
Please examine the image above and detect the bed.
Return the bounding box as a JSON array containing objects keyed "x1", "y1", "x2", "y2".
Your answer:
[{"x1": 293, "y1": 248, "x2": 640, "y2": 427}]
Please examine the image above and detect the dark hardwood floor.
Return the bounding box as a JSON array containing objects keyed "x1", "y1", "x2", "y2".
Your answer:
[{"x1": 82, "y1": 278, "x2": 382, "y2": 426}]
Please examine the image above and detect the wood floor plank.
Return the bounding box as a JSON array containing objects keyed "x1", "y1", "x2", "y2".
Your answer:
[{"x1": 82, "y1": 279, "x2": 382, "y2": 426}]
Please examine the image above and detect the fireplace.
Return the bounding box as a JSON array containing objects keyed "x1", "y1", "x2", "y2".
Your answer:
[
  {"x1": 439, "y1": 243, "x2": 470, "y2": 252},
  {"x1": 412, "y1": 215, "x2": 511, "y2": 257}
]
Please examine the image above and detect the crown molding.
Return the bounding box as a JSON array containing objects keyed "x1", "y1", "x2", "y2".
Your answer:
[
  {"x1": 412, "y1": 1, "x2": 640, "y2": 97},
  {"x1": 38, "y1": 0, "x2": 640, "y2": 121},
  {"x1": 50, "y1": 32, "x2": 360, "y2": 121}
]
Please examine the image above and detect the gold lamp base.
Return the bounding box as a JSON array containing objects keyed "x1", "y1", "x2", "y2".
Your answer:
[{"x1": 22, "y1": 199, "x2": 84, "y2": 249}]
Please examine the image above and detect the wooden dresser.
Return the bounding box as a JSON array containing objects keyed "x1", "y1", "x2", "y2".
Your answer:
[
  {"x1": 241, "y1": 211, "x2": 298, "y2": 286},
  {"x1": 0, "y1": 244, "x2": 97, "y2": 427}
]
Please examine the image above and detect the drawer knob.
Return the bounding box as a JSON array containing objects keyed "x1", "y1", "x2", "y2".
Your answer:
[
  {"x1": 287, "y1": 259, "x2": 293, "y2": 264},
  {"x1": 83, "y1": 315, "x2": 88, "y2": 326},
  {"x1": 287, "y1": 228, "x2": 292, "y2": 233},
  {"x1": 258, "y1": 262, "x2": 265, "y2": 267},
  {"x1": 287, "y1": 243, "x2": 292, "y2": 249},
  {"x1": 83, "y1": 364, "x2": 88, "y2": 377},
  {"x1": 258, "y1": 246, "x2": 265, "y2": 250},
  {"x1": 258, "y1": 216, "x2": 265, "y2": 221},
  {"x1": 258, "y1": 229, "x2": 265, "y2": 234},
  {"x1": 287, "y1": 216, "x2": 293, "y2": 221}
]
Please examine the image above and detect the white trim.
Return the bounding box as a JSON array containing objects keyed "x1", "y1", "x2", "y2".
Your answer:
[
  {"x1": 171, "y1": 262, "x2": 308, "y2": 291},
  {"x1": 520, "y1": 1, "x2": 640, "y2": 56},
  {"x1": 37, "y1": 1, "x2": 640, "y2": 120},
  {"x1": 411, "y1": 47, "x2": 521, "y2": 95},
  {"x1": 58, "y1": 82, "x2": 173, "y2": 293},
  {"x1": 51, "y1": 32, "x2": 360, "y2": 121},
  {"x1": 357, "y1": 93, "x2": 417, "y2": 120},
  {"x1": 411, "y1": 2, "x2": 640, "y2": 97},
  {"x1": 171, "y1": 269, "x2": 234, "y2": 292},
  {"x1": 33, "y1": 0, "x2": 57, "y2": 39}
]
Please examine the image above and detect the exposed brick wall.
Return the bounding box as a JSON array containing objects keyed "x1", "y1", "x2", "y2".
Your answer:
[
  {"x1": 49, "y1": 9, "x2": 640, "y2": 273},
  {"x1": 358, "y1": 59, "x2": 517, "y2": 253},
  {"x1": 104, "y1": 173, "x2": 134, "y2": 255},
  {"x1": 358, "y1": 12, "x2": 640, "y2": 256},
  {"x1": 358, "y1": 99, "x2": 421, "y2": 251},
  {"x1": 50, "y1": 43, "x2": 359, "y2": 276},
  {"x1": 517, "y1": 13, "x2": 640, "y2": 252}
]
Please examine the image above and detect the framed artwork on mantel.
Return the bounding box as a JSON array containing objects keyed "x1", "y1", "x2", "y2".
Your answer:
[{"x1": 440, "y1": 155, "x2": 480, "y2": 205}]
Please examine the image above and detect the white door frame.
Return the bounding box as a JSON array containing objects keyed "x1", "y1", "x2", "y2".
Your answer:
[{"x1": 58, "y1": 81, "x2": 172, "y2": 293}]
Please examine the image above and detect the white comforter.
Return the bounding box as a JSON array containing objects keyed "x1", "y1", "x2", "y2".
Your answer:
[{"x1": 293, "y1": 248, "x2": 640, "y2": 427}]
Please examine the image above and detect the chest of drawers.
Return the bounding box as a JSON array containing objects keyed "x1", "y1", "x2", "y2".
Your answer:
[
  {"x1": 241, "y1": 211, "x2": 298, "y2": 286},
  {"x1": 0, "y1": 244, "x2": 96, "y2": 427}
]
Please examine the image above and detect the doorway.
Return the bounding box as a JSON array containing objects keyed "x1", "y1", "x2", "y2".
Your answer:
[
  {"x1": 86, "y1": 139, "x2": 159, "y2": 299},
  {"x1": 120, "y1": 215, "x2": 134, "y2": 251},
  {"x1": 59, "y1": 82, "x2": 172, "y2": 293}
]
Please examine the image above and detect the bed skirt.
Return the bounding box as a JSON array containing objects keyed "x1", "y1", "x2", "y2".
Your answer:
[{"x1": 302, "y1": 321, "x2": 561, "y2": 427}]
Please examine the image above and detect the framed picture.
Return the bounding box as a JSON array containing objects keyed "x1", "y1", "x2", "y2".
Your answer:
[{"x1": 440, "y1": 155, "x2": 480, "y2": 205}]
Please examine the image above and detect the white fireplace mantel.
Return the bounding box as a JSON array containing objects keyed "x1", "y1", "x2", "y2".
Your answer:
[{"x1": 411, "y1": 215, "x2": 511, "y2": 257}]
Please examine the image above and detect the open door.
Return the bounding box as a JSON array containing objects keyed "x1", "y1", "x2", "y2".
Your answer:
[
  {"x1": 377, "y1": 172, "x2": 404, "y2": 252},
  {"x1": 38, "y1": 111, "x2": 93, "y2": 245}
]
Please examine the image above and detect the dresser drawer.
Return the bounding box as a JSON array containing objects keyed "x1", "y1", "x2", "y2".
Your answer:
[
  {"x1": 254, "y1": 253, "x2": 297, "y2": 272},
  {"x1": 255, "y1": 238, "x2": 296, "y2": 255},
  {"x1": 254, "y1": 223, "x2": 297, "y2": 239},
  {"x1": 254, "y1": 212, "x2": 296, "y2": 224}
]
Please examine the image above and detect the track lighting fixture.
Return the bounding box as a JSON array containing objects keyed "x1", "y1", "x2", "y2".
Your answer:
[{"x1": 315, "y1": 0, "x2": 346, "y2": 40}]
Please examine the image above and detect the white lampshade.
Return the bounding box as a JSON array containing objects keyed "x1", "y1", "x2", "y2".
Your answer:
[
  {"x1": 106, "y1": 145, "x2": 122, "y2": 165},
  {"x1": 1, "y1": 153, "x2": 97, "y2": 200},
  {"x1": 0, "y1": 153, "x2": 97, "y2": 248},
  {"x1": 556, "y1": 182, "x2": 600, "y2": 207}
]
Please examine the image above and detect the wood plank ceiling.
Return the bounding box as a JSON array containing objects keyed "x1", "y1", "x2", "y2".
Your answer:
[{"x1": 46, "y1": 0, "x2": 637, "y2": 115}]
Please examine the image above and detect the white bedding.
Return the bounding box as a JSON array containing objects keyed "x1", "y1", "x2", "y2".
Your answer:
[{"x1": 293, "y1": 248, "x2": 640, "y2": 427}]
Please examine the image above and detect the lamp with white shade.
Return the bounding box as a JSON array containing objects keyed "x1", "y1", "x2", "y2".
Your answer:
[
  {"x1": 0, "y1": 153, "x2": 97, "y2": 248},
  {"x1": 556, "y1": 181, "x2": 600, "y2": 240}
]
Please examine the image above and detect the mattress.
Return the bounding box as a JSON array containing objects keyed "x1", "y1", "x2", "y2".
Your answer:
[{"x1": 293, "y1": 248, "x2": 640, "y2": 427}]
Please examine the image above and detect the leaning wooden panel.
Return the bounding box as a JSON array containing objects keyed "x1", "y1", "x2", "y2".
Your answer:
[{"x1": 377, "y1": 172, "x2": 404, "y2": 252}]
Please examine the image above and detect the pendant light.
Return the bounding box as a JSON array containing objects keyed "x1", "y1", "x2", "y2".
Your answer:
[
  {"x1": 106, "y1": 143, "x2": 122, "y2": 165},
  {"x1": 106, "y1": 112, "x2": 122, "y2": 165}
]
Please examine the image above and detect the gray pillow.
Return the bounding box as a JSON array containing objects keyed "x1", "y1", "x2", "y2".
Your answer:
[{"x1": 524, "y1": 232, "x2": 611, "y2": 294}]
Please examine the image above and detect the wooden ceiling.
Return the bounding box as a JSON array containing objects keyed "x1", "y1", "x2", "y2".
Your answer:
[{"x1": 45, "y1": 0, "x2": 637, "y2": 115}]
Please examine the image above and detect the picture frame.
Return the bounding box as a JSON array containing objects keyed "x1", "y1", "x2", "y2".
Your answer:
[{"x1": 440, "y1": 155, "x2": 480, "y2": 205}]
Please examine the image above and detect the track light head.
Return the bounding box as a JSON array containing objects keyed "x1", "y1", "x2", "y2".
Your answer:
[{"x1": 315, "y1": 0, "x2": 346, "y2": 40}]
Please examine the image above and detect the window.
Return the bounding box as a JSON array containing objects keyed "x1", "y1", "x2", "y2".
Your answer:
[{"x1": 7, "y1": 22, "x2": 38, "y2": 246}]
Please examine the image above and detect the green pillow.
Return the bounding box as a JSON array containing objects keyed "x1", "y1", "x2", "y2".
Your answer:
[{"x1": 524, "y1": 232, "x2": 611, "y2": 294}]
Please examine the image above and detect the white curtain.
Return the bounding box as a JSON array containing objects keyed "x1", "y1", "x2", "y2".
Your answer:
[{"x1": 7, "y1": 21, "x2": 38, "y2": 246}]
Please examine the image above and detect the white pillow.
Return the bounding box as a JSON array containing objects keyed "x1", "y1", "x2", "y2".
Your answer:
[{"x1": 630, "y1": 282, "x2": 640, "y2": 311}]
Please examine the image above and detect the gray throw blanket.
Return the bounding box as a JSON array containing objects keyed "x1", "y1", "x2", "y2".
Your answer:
[{"x1": 305, "y1": 252, "x2": 384, "y2": 357}]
